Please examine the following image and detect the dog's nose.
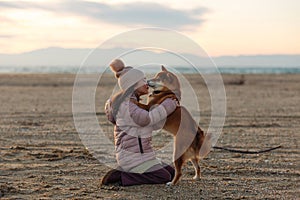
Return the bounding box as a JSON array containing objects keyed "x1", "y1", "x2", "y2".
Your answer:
[{"x1": 147, "y1": 80, "x2": 154, "y2": 87}]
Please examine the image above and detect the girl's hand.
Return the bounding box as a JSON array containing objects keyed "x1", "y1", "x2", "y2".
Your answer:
[{"x1": 161, "y1": 98, "x2": 177, "y2": 115}]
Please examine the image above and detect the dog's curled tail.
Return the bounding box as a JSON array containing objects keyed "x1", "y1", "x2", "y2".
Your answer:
[{"x1": 199, "y1": 131, "x2": 213, "y2": 159}]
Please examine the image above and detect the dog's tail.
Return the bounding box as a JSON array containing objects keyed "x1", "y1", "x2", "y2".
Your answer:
[{"x1": 199, "y1": 131, "x2": 213, "y2": 159}]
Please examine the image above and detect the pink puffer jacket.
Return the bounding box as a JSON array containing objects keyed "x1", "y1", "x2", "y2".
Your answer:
[{"x1": 105, "y1": 95, "x2": 177, "y2": 172}]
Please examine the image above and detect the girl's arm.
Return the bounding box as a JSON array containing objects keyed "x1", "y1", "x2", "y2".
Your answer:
[
  {"x1": 104, "y1": 99, "x2": 116, "y2": 124},
  {"x1": 129, "y1": 98, "x2": 177, "y2": 127}
]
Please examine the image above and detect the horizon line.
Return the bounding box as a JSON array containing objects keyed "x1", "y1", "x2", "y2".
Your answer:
[{"x1": 1, "y1": 46, "x2": 300, "y2": 57}]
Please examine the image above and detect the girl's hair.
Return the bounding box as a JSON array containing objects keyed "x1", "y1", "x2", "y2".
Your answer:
[{"x1": 111, "y1": 84, "x2": 139, "y2": 119}]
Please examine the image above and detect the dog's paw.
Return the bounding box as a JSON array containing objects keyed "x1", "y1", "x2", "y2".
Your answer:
[{"x1": 166, "y1": 182, "x2": 173, "y2": 187}]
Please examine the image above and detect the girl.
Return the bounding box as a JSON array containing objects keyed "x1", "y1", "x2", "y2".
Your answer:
[{"x1": 102, "y1": 59, "x2": 177, "y2": 186}]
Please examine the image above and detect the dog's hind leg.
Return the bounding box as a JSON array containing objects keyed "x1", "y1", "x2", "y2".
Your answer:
[
  {"x1": 167, "y1": 157, "x2": 184, "y2": 186},
  {"x1": 191, "y1": 158, "x2": 200, "y2": 180}
]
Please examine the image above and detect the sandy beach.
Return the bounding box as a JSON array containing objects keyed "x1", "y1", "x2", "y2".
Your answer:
[{"x1": 0, "y1": 73, "x2": 299, "y2": 199}]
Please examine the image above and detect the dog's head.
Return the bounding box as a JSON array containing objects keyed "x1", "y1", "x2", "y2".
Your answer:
[{"x1": 148, "y1": 66, "x2": 181, "y2": 99}]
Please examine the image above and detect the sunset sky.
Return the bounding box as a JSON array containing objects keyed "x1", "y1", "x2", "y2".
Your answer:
[{"x1": 0, "y1": 0, "x2": 299, "y2": 56}]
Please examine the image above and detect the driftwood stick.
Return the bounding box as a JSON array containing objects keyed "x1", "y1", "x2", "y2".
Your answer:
[{"x1": 213, "y1": 145, "x2": 282, "y2": 154}]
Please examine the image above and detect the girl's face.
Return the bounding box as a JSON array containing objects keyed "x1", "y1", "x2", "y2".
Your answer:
[{"x1": 135, "y1": 78, "x2": 149, "y2": 96}]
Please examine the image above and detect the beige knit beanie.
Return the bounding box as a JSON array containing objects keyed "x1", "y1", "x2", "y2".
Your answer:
[{"x1": 109, "y1": 59, "x2": 145, "y2": 91}]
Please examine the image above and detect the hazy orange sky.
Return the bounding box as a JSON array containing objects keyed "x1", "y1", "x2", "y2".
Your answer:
[{"x1": 0, "y1": 0, "x2": 299, "y2": 56}]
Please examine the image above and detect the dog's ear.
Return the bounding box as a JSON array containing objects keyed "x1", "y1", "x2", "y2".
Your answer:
[
  {"x1": 166, "y1": 73, "x2": 173, "y2": 82},
  {"x1": 161, "y1": 65, "x2": 167, "y2": 72}
]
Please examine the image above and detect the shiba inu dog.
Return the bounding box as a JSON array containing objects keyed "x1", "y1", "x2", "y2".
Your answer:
[{"x1": 132, "y1": 66, "x2": 211, "y2": 185}]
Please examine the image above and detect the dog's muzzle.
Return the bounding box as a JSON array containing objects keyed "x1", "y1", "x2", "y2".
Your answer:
[{"x1": 147, "y1": 80, "x2": 156, "y2": 88}]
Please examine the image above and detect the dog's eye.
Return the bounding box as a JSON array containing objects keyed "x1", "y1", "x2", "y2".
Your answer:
[{"x1": 159, "y1": 74, "x2": 166, "y2": 80}]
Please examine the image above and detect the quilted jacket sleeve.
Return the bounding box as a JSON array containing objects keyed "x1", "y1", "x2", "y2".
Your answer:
[
  {"x1": 104, "y1": 99, "x2": 116, "y2": 124},
  {"x1": 129, "y1": 98, "x2": 177, "y2": 127}
]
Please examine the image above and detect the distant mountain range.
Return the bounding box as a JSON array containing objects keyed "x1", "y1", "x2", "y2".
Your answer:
[{"x1": 0, "y1": 47, "x2": 299, "y2": 67}]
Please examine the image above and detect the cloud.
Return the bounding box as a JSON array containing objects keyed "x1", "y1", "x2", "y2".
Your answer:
[
  {"x1": 0, "y1": 1, "x2": 46, "y2": 10},
  {"x1": 0, "y1": 1, "x2": 22, "y2": 9},
  {"x1": 0, "y1": 34, "x2": 15, "y2": 38},
  {"x1": 0, "y1": 0, "x2": 209, "y2": 29},
  {"x1": 60, "y1": 1, "x2": 208, "y2": 29}
]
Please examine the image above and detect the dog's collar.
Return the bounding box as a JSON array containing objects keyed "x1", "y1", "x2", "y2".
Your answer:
[
  {"x1": 151, "y1": 90, "x2": 181, "y2": 101},
  {"x1": 152, "y1": 90, "x2": 163, "y2": 94},
  {"x1": 152, "y1": 90, "x2": 170, "y2": 95}
]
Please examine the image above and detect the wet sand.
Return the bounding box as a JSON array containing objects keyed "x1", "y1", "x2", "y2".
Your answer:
[{"x1": 0, "y1": 73, "x2": 299, "y2": 199}]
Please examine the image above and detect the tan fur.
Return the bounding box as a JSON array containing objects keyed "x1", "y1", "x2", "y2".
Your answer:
[{"x1": 132, "y1": 66, "x2": 209, "y2": 185}]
